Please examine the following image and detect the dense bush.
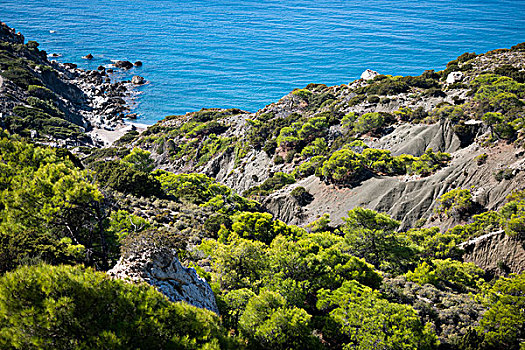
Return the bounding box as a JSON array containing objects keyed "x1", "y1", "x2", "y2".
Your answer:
[
  {"x1": 154, "y1": 171, "x2": 256, "y2": 211},
  {"x1": 317, "y1": 280, "x2": 438, "y2": 350},
  {"x1": 436, "y1": 188, "x2": 476, "y2": 218},
  {"x1": 320, "y1": 147, "x2": 450, "y2": 186},
  {"x1": 470, "y1": 273, "x2": 525, "y2": 349},
  {"x1": 406, "y1": 259, "x2": 485, "y2": 292},
  {"x1": 92, "y1": 160, "x2": 162, "y2": 197},
  {"x1": 0, "y1": 264, "x2": 237, "y2": 349},
  {"x1": 290, "y1": 186, "x2": 314, "y2": 206},
  {"x1": 0, "y1": 135, "x2": 116, "y2": 271},
  {"x1": 320, "y1": 149, "x2": 367, "y2": 185},
  {"x1": 338, "y1": 207, "x2": 418, "y2": 274},
  {"x1": 353, "y1": 112, "x2": 385, "y2": 134}
]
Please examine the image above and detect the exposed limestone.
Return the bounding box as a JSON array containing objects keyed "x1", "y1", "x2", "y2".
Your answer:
[
  {"x1": 108, "y1": 244, "x2": 219, "y2": 314},
  {"x1": 446, "y1": 71, "x2": 464, "y2": 84},
  {"x1": 361, "y1": 69, "x2": 379, "y2": 80}
]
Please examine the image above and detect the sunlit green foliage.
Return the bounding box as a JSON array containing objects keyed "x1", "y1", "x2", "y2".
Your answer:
[
  {"x1": 353, "y1": 112, "x2": 385, "y2": 134},
  {"x1": 437, "y1": 188, "x2": 476, "y2": 218},
  {"x1": 107, "y1": 209, "x2": 150, "y2": 242},
  {"x1": 91, "y1": 159, "x2": 162, "y2": 197},
  {"x1": 338, "y1": 208, "x2": 418, "y2": 274},
  {"x1": 406, "y1": 259, "x2": 485, "y2": 292},
  {"x1": 154, "y1": 171, "x2": 256, "y2": 211},
  {"x1": 243, "y1": 172, "x2": 296, "y2": 197},
  {"x1": 317, "y1": 280, "x2": 438, "y2": 350},
  {"x1": 238, "y1": 290, "x2": 318, "y2": 350},
  {"x1": 462, "y1": 273, "x2": 525, "y2": 350},
  {"x1": 0, "y1": 134, "x2": 114, "y2": 271},
  {"x1": 320, "y1": 148, "x2": 367, "y2": 185},
  {"x1": 399, "y1": 227, "x2": 463, "y2": 260},
  {"x1": 320, "y1": 147, "x2": 450, "y2": 186},
  {"x1": 0, "y1": 264, "x2": 238, "y2": 349},
  {"x1": 121, "y1": 147, "x2": 155, "y2": 172},
  {"x1": 301, "y1": 137, "x2": 328, "y2": 157}
]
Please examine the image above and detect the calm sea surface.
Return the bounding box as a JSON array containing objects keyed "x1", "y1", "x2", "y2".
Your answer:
[{"x1": 1, "y1": 0, "x2": 524, "y2": 124}]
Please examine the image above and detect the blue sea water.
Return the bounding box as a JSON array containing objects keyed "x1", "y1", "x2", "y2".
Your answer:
[{"x1": 1, "y1": 0, "x2": 524, "y2": 124}]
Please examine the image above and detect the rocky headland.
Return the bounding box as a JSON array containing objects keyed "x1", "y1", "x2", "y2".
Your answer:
[{"x1": 0, "y1": 21, "x2": 145, "y2": 147}]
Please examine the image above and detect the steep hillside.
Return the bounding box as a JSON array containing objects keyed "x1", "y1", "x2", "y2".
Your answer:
[
  {"x1": 121, "y1": 44, "x2": 525, "y2": 230},
  {"x1": 1, "y1": 22, "x2": 525, "y2": 350}
]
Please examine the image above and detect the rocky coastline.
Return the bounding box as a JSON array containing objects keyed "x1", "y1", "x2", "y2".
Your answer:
[
  {"x1": 0, "y1": 21, "x2": 146, "y2": 147},
  {"x1": 50, "y1": 58, "x2": 147, "y2": 146}
]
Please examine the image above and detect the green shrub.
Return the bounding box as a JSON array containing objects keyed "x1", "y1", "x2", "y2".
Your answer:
[
  {"x1": 367, "y1": 95, "x2": 380, "y2": 104},
  {"x1": 436, "y1": 188, "x2": 476, "y2": 218},
  {"x1": 92, "y1": 160, "x2": 161, "y2": 197},
  {"x1": 276, "y1": 126, "x2": 300, "y2": 149},
  {"x1": 466, "y1": 273, "x2": 525, "y2": 349},
  {"x1": 27, "y1": 84, "x2": 56, "y2": 100},
  {"x1": 355, "y1": 76, "x2": 410, "y2": 95},
  {"x1": 290, "y1": 186, "x2": 314, "y2": 206},
  {"x1": 353, "y1": 112, "x2": 385, "y2": 134},
  {"x1": 494, "y1": 169, "x2": 515, "y2": 182},
  {"x1": 406, "y1": 259, "x2": 485, "y2": 292},
  {"x1": 298, "y1": 116, "x2": 328, "y2": 142},
  {"x1": 475, "y1": 153, "x2": 488, "y2": 165},
  {"x1": 115, "y1": 129, "x2": 140, "y2": 145},
  {"x1": 320, "y1": 149, "x2": 366, "y2": 186},
  {"x1": 317, "y1": 280, "x2": 438, "y2": 350},
  {"x1": 0, "y1": 264, "x2": 237, "y2": 349},
  {"x1": 239, "y1": 290, "x2": 317, "y2": 349},
  {"x1": 293, "y1": 156, "x2": 325, "y2": 179},
  {"x1": 0, "y1": 66, "x2": 39, "y2": 88},
  {"x1": 292, "y1": 88, "x2": 312, "y2": 100}
]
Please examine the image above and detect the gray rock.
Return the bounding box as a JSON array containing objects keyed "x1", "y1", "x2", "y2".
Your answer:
[
  {"x1": 460, "y1": 230, "x2": 525, "y2": 274},
  {"x1": 361, "y1": 69, "x2": 379, "y2": 80},
  {"x1": 131, "y1": 75, "x2": 145, "y2": 85},
  {"x1": 108, "y1": 245, "x2": 219, "y2": 314}
]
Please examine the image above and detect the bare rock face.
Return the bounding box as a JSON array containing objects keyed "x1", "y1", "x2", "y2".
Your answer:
[
  {"x1": 460, "y1": 230, "x2": 525, "y2": 274},
  {"x1": 446, "y1": 71, "x2": 464, "y2": 84},
  {"x1": 108, "y1": 245, "x2": 219, "y2": 314}
]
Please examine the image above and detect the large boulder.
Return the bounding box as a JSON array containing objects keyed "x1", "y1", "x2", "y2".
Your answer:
[
  {"x1": 114, "y1": 60, "x2": 134, "y2": 70},
  {"x1": 446, "y1": 71, "x2": 464, "y2": 84},
  {"x1": 108, "y1": 240, "x2": 219, "y2": 314},
  {"x1": 361, "y1": 69, "x2": 379, "y2": 81},
  {"x1": 131, "y1": 75, "x2": 145, "y2": 85}
]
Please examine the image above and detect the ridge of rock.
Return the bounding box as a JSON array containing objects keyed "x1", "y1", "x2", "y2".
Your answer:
[{"x1": 108, "y1": 244, "x2": 219, "y2": 314}]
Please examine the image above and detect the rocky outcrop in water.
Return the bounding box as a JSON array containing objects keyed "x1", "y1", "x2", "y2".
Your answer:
[{"x1": 0, "y1": 21, "x2": 142, "y2": 146}]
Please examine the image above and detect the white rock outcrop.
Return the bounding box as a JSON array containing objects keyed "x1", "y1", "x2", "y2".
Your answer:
[
  {"x1": 131, "y1": 75, "x2": 145, "y2": 85},
  {"x1": 108, "y1": 245, "x2": 219, "y2": 314},
  {"x1": 446, "y1": 71, "x2": 464, "y2": 84},
  {"x1": 360, "y1": 69, "x2": 379, "y2": 80}
]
